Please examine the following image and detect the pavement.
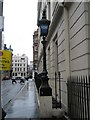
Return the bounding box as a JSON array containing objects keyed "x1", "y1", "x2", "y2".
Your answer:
[
  {"x1": 2, "y1": 79, "x2": 67, "y2": 120},
  {"x1": 2, "y1": 79, "x2": 40, "y2": 120}
]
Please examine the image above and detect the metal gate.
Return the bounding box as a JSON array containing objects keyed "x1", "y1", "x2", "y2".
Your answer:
[{"x1": 52, "y1": 71, "x2": 62, "y2": 108}]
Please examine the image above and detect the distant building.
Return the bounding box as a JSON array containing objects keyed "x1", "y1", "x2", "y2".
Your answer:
[
  {"x1": 33, "y1": 30, "x2": 38, "y2": 72},
  {"x1": 30, "y1": 61, "x2": 33, "y2": 70},
  {"x1": 12, "y1": 54, "x2": 28, "y2": 78},
  {"x1": 29, "y1": 61, "x2": 33, "y2": 77}
]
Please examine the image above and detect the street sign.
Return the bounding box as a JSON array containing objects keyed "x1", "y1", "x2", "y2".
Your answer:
[{"x1": 0, "y1": 50, "x2": 12, "y2": 70}]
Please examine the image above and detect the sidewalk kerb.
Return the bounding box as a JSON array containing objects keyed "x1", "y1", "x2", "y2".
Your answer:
[{"x1": 33, "y1": 79, "x2": 40, "y2": 107}]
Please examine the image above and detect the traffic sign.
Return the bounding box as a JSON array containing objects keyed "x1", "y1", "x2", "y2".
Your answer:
[{"x1": 0, "y1": 50, "x2": 12, "y2": 70}]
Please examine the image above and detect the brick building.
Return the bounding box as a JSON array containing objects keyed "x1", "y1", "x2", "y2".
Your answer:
[{"x1": 33, "y1": 30, "x2": 38, "y2": 72}]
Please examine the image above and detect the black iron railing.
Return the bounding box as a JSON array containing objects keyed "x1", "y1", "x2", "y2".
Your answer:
[
  {"x1": 52, "y1": 72, "x2": 63, "y2": 109},
  {"x1": 67, "y1": 76, "x2": 90, "y2": 120}
]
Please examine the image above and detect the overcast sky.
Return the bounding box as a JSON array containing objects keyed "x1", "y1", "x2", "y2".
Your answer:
[{"x1": 3, "y1": 0, "x2": 38, "y2": 63}]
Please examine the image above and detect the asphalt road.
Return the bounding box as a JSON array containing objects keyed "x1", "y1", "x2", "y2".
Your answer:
[{"x1": 1, "y1": 79, "x2": 27, "y2": 110}]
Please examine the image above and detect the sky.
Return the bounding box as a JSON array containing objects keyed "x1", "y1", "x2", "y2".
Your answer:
[{"x1": 3, "y1": 0, "x2": 38, "y2": 63}]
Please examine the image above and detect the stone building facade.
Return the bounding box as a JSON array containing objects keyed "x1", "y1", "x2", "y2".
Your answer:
[
  {"x1": 37, "y1": 1, "x2": 90, "y2": 113},
  {"x1": 12, "y1": 54, "x2": 28, "y2": 78}
]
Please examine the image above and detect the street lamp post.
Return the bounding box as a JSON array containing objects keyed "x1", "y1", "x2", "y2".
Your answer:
[{"x1": 38, "y1": 9, "x2": 52, "y2": 96}]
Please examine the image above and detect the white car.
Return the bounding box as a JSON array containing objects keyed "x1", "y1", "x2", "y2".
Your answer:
[{"x1": 21, "y1": 76, "x2": 25, "y2": 79}]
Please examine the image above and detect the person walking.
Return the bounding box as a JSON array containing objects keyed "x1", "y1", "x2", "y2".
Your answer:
[
  {"x1": 20, "y1": 77, "x2": 25, "y2": 84},
  {"x1": 11, "y1": 76, "x2": 17, "y2": 84}
]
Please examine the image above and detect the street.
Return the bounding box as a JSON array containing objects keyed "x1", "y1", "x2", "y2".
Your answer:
[
  {"x1": 1, "y1": 79, "x2": 26, "y2": 110},
  {"x1": 1, "y1": 79, "x2": 40, "y2": 119}
]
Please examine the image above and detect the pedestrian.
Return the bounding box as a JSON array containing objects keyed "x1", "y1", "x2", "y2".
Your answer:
[
  {"x1": 2, "y1": 108, "x2": 6, "y2": 120},
  {"x1": 20, "y1": 77, "x2": 25, "y2": 84},
  {"x1": 12, "y1": 76, "x2": 17, "y2": 84}
]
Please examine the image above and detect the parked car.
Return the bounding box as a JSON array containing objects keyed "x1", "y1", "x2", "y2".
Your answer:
[
  {"x1": 3, "y1": 76, "x2": 9, "y2": 80},
  {"x1": 16, "y1": 77, "x2": 21, "y2": 80}
]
